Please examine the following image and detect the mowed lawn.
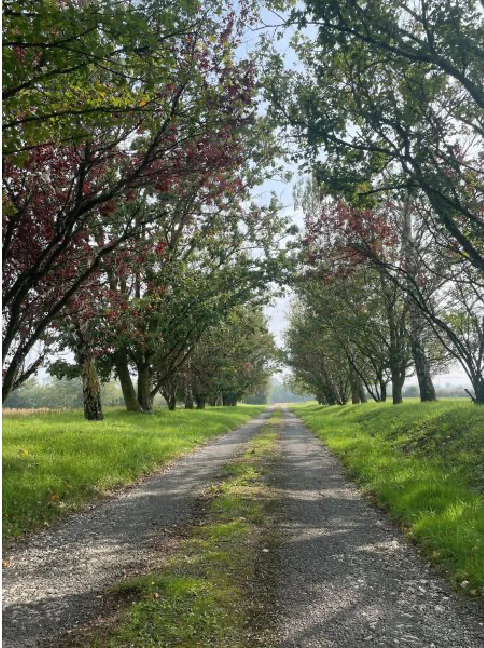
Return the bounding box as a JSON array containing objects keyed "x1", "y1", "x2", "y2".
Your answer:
[
  {"x1": 3, "y1": 406, "x2": 265, "y2": 540},
  {"x1": 292, "y1": 400, "x2": 484, "y2": 595}
]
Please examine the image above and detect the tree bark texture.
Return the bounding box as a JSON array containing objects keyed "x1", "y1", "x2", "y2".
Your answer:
[
  {"x1": 114, "y1": 350, "x2": 141, "y2": 411},
  {"x1": 402, "y1": 193, "x2": 437, "y2": 402},
  {"x1": 137, "y1": 362, "x2": 153, "y2": 412},
  {"x1": 184, "y1": 358, "x2": 194, "y2": 409},
  {"x1": 162, "y1": 389, "x2": 176, "y2": 410},
  {"x1": 390, "y1": 364, "x2": 405, "y2": 404},
  {"x1": 411, "y1": 334, "x2": 437, "y2": 402},
  {"x1": 467, "y1": 379, "x2": 484, "y2": 405},
  {"x1": 380, "y1": 381, "x2": 387, "y2": 402},
  {"x1": 350, "y1": 369, "x2": 361, "y2": 404},
  {"x1": 70, "y1": 319, "x2": 103, "y2": 421},
  {"x1": 81, "y1": 354, "x2": 104, "y2": 420}
]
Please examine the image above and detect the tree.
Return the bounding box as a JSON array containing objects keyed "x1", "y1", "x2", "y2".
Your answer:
[
  {"x1": 190, "y1": 307, "x2": 278, "y2": 407},
  {"x1": 262, "y1": 0, "x2": 484, "y2": 401},
  {"x1": 285, "y1": 300, "x2": 351, "y2": 406},
  {"x1": 47, "y1": 187, "x2": 292, "y2": 415},
  {"x1": 264, "y1": 0, "x2": 484, "y2": 272},
  {"x1": 296, "y1": 177, "x2": 441, "y2": 403},
  {"x1": 303, "y1": 187, "x2": 481, "y2": 403},
  {"x1": 3, "y1": 0, "x2": 260, "y2": 402}
]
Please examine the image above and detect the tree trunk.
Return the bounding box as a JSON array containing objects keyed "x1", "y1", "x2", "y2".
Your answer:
[
  {"x1": 476, "y1": 382, "x2": 484, "y2": 405},
  {"x1": 2, "y1": 357, "x2": 19, "y2": 403},
  {"x1": 380, "y1": 381, "x2": 387, "y2": 402},
  {"x1": 207, "y1": 394, "x2": 217, "y2": 406},
  {"x1": 222, "y1": 392, "x2": 237, "y2": 406},
  {"x1": 195, "y1": 395, "x2": 206, "y2": 409},
  {"x1": 184, "y1": 359, "x2": 194, "y2": 409},
  {"x1": 137, "y1": 363, "x2": 153, "y2": 412},
  {"x1": 468, "y1": 378, "x2": 484, "y2": 405},
  {"x1": 114, "y1": 350, "x2": 140, "y2": 411},
  {"x1": 350, "y1": 369, "x2": 361, "y2": 404},
  {"x1": 411, "y1": 331, "x2": 436, "y2": 402},
  {"x1": 390, "y1": 366, "x2": 405, "y2": 405},
  {"x1": 402, "y1": 191, "x2": 436, "y2": 403},
  {"x1": 161, "y1": 389, "x2": 176, "y2": 410},
  {"x1": 392, "y1": 384, "x2": 403, "y2": 405},
  {"x1": 70, "y1": 318, "x2": 103, "y2": 420},
  {"x1": 81, "y1": 353, "x2": 103, "y2": 420}
]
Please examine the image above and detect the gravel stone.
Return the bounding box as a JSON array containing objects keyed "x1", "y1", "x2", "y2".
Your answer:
[
  {"x1": 4, "y1": 408, "x2": 484, "y2": 648},
  {"x1": 2, "y1": 411, "x2": 269, "y2": 647},
  {"x1": 275, "y1": 409, "x2": 484, "y2": 648}
]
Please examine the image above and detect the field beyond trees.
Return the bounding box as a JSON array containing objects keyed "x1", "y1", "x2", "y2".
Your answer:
[
  {"x1": 2, "y1": 406, "x2": 265, "y2": 540},
  {"x1": 293, "y1": 400, "x2": 484, "y2": 594}
]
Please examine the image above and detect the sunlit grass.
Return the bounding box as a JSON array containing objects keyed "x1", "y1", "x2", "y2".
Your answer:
[
  {"x1": 2, "y1": 405, "x2": 265, "y2": 539},
  {"x1": 292, "y1": 400, "x2": 484, "y2": 594}
]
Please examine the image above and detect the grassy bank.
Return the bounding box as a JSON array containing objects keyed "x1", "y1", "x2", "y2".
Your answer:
[
  {"x1": 90, "y1": 412, "x2": 280, "y2": 647},
  {"x1": 292, "y1": 400, "x2": 484, "y2": 595},
  {"x1": 2, "y1": 406, "x2": 265, "y2": 540}
]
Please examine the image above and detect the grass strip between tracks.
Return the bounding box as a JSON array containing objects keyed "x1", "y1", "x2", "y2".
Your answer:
[{"x1": 91, "y1": 411, "x2": 281, "y2": 648}]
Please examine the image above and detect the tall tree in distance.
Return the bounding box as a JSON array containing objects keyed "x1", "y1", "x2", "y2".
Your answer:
[{"x1": 297, "y1": 177, "x2": 438, "y2": 402}]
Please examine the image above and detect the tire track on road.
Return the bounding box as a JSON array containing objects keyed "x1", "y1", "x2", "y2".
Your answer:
[
  {"x1": 275, "y1": 409, "x2": 484, "y2": 648},
  {"x1": 2, "y1": 410, "x2": 271, "y2": 648}
]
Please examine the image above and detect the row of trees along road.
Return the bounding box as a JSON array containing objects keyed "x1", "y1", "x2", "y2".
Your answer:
[
  {"x1": 264, "y1": 0, "x2": 484, "y2": 404},
  {"x1": 2, "y1": 0, "x2": 293, "y2": 419}
]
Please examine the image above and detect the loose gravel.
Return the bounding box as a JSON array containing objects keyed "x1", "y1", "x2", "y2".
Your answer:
[
  {"x1": 2, "y1": 410, "x2": 270, "y2": 648},
  {"x1": 4, "y1": 407, "x2": 484, "y2": 648},
  {"x1": 275, "y1": 409, "x2": 484, "y2": 648}
]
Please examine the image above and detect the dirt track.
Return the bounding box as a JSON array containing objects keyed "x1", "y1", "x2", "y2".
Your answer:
[
  {"x1": 2, "y1": 411, "x2": 269, "y2": 647},
  {"x1": 275, "y1": 409, "x2": 484, "y2": 647},
  {"x1": 3, "y1": 407, "x2": 484, "y2": 647}
]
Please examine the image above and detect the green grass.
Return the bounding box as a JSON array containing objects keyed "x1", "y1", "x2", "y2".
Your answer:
[
  {"x1": 2, "y1": 405, "x2": 265, "y2": 540},
  {"x1": 292, "y1": 400, "x2": 484, "y2": 595},
  {"x1": 94, "y1": 413, "x2": 280, "y2": 647}
]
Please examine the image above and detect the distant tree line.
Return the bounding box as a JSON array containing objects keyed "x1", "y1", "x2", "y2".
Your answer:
[{"x1": 3, "y1": 377, "x2": 125, "y2": 409}]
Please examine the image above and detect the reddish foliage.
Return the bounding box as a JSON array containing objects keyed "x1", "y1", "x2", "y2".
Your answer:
[
  {"x1": 303, "y1": 197, "x2": 400, "y2": 280},
  {"x1": 2, "y1": 10, "x2": 257, "y2": 393}
]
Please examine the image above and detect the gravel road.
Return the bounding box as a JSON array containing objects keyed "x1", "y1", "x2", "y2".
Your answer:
[
  {"x1": 4, "y1": 407, "x2": 484, "y2": 648},
  {"x1": 2, "y1": 410, "x2": 270, "y2": 648},
  {"x1": 275, "y1": 409, "x2": 484, "y2": 647}
]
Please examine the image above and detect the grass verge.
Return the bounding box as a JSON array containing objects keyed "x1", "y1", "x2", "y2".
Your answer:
[
  {"x1": 2, "y1": 405, "x2": 265, "y2": 540},
  {"x1": 292, "y1": 400, "x2": 484, "y2": 595},
  {"x1": 90, "y1": 412, "x2": 281, "y2": 648}
]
